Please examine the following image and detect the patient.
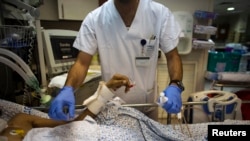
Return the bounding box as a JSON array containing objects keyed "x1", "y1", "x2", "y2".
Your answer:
[
  {"x1": 0, "y1": 73, "x2": 133, "y2": 141},
  {"x1": 1, "y1": 74, "x2": 250, "y2": 141}
]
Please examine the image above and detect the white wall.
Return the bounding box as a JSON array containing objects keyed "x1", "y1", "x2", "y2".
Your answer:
[{"x1": 155, "y1": 0, "x2": 213, "y2": 13}]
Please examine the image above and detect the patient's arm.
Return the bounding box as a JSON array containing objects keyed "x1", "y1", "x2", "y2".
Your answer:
[
  {"x1": 0, "y1": 108, "x2": 94, "y2": 141},
  {"x1": 0, "y1": 73, "x2": 131, "y2": 141}
]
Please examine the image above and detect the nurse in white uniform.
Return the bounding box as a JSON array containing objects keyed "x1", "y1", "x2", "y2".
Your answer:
[{"x1": 49, "y1": 0, "x2": 184, "y2": 121}]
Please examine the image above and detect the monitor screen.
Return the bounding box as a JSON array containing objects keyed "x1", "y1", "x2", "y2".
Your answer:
[
  {"x1": 50, "y1": 35, "x2": 78, "y2": 63},
  {"x1": 42, "y1": 29, "x2": 79, "y2": 76}
]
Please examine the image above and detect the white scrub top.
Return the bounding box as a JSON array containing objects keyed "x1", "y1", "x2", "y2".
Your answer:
[{"x1": 73, "y1": 0, "x2": 181, "y2": 106}]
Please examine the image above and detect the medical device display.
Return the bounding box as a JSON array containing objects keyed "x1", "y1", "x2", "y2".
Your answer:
[{"x1": 42, "y1": 29, "x2": 79, "y2": 76}]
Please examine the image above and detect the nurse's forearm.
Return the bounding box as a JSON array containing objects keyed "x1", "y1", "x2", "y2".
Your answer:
[
  {"x1": 165, "y1": 48, "x2": 183, "y2": 81},
  {"x1": 65, "y1": 62, "x2": 88, "y2": 89},
  {"x1": 65, "y1": 51, "x2": 93, "y2": 89}
]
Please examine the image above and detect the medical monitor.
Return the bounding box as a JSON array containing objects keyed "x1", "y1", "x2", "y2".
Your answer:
[{"x1": 42, "y1": 29, "x2": 79, "y2": 76}]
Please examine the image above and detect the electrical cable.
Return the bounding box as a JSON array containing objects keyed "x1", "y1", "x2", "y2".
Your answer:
[{"x1": 22, "y1": 27, "x2": 35, "y2": 105}]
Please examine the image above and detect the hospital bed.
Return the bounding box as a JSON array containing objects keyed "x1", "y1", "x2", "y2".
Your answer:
[{"x1": 1, "y1": 89, "x2": 250, "y2": 140}]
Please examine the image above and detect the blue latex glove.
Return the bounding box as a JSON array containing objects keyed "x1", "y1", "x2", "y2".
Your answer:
[
  {"x1": 161, "y1": 85, "x2": 182, "y2": 113},
  {"x1": 48, "y1": 86, "x2": 75, "y2": 121}
]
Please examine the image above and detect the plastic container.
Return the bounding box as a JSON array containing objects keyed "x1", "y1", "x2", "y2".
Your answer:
[
  {"x1": 207, "y1": 51, "x2": 241, "y2": 72},
  {"x1": 238, "y1": 53, "x2": 250, "y2": 72},
  {"x1": 225, "y1": 43, "x2": 248, "y2": 54},
  {"x1": 194, "y1": 25, "x2": 217, "y2": 35},
  {"x1": 194, "y1": 10, "x2": 217, "y2": 19}
]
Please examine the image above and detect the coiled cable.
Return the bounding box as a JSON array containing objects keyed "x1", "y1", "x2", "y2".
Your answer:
[{"x1": 23, "y1": 27, "x2": 35, "y2": 106}]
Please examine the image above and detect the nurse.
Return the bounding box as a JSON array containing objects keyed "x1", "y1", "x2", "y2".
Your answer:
[{"x1": 49, "y1": 0, "x2": 184, "y2": 121}]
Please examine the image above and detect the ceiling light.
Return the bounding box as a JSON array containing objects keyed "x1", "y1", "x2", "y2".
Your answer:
[{"x1": 227, "y1": 7, "x2": 235, "y2": 11}]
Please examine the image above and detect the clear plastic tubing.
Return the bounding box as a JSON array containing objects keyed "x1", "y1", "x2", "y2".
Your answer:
[
  {"x1": 0, "y1": 56, "x2": 30, "y2": 84},
  {"x1": 0, "y1": 48, "x2": 35, "y2": 77}
]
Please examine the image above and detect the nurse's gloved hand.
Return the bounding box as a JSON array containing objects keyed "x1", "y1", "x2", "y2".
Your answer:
[
  {"x1": 49, "y1": 86, "x2": 75, "y2": 121},
  {"x1": 161, "y1": 85, "x2": 182, "y2": 113}
]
